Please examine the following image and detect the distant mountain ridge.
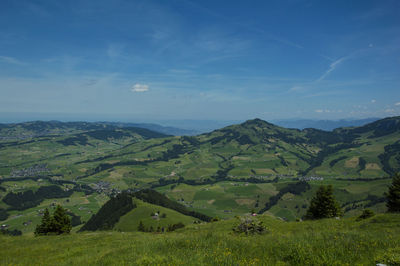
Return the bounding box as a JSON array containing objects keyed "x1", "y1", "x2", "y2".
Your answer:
[
  {"x1": 272, "y1": 118, "x2": 380, "y2": 131},
  {"x1": 1, "y1": 117, "x2": 399, "y2": 180},
  {"x1": 0, "y1": 120, "x2": 192, "y2": 140}
]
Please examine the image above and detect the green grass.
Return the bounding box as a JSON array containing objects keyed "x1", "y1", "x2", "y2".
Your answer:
[
  {"x1": 114, "y1": 199, "x2": 199, "y2": 232},
  {"x1": 1, "y1": 213, "x2": 399, "y2": 265}
]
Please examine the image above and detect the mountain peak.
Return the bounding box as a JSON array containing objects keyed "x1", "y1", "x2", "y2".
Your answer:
[{"x1": 241, "y1": 118, "x2": 275, "y2": 127}]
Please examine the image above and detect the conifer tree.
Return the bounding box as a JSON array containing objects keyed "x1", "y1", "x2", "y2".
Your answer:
[
  {"x1": 35, "y1": 208, "x2": 51, "y2": 236},
  {"x1": 52, "y1": 205, "x2": 72, "y2": 234},
  {"x1": 34, "y1": 205, "x2": 71, "y2": 236},
  {"x1": 305, "y1": 185, "x2": 342, "y2": 219},
  {"x1": 386, "y1": 173, "x2": 400, "y2": 212}
]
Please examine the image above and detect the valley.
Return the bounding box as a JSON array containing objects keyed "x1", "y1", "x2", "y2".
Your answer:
[{"x1": 0, "y1": 117, "x2": 399, "y2": 234}]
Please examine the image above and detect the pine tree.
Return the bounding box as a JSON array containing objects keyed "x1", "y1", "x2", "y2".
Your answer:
[
  {"x1": 35, "y1": 208, "x2": 51, "y2": 236},
  {"x1": 386, "y1": 173, "x2": 400, "y2": 212},
  {"x1": 34, "y1": 205, "x2": 71, "y2": 236},
  {"x1": 305, "y1": 185, "x2": 342, "y2": 219},
  {"x1": 52, "y1": 205, "x2": 71, "y2": 234}
]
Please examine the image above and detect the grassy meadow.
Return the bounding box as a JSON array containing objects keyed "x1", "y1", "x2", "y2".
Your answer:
[{"x1": 1, "y1": 213, "x2": 399, "y2": 265}]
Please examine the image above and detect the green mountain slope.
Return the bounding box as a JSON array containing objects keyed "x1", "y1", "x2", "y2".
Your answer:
[
  {"x1": 0, "y1": 117, "x2": 399, "y2": 232},
  {"x1": 115, "y1": 199, "x2": 199, "y2": 232},
  {"x1": 74, "y1": 116, "x2": 400, "y2": 186}
]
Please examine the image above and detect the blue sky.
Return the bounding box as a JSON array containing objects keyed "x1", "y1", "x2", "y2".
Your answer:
[{"x1": 0, "y1": 0, "x2": 399, "y2": 122}]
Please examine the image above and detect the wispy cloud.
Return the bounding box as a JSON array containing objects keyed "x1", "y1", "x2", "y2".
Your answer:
[
  {"x1": 316, "y1": 56, "x2": 347, "y2": 82},
  {"x1": 289, "y1": 86, "x2": 304, "y2": 92},
  {"x1": 395, "y1": 102, "x2": 400, "y2": 106},
  {"x1": 183, "y1": 0, "x2": 303, "y2": 50},
  {"x1": 107, "y1": 43, "x2": 125, "y2": 59},
  {"x1": 131, "y1": 83, "x2": 149, "y2": 92},
  {"x1": 371, "y1": 99, "x2": 376, "y2": 103},
  {"x1": 0, "y1": 56, "x2": 27, "y2": 66}
]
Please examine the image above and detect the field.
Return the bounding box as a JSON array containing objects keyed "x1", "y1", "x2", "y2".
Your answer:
[
  {"x1": 155, "y1": 178, "x2": 390, "y2": 220},
  {"x1": 1, "y1": 118, "x2": 399, "y2": 234},
  {"x1": 1, "y1": 213, "x2": 399, "y2": 265}
]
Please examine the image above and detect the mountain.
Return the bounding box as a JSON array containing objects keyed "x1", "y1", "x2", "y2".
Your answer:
[
  {"x1": 101, "y1": 122, "x2": 199, "y2": 136},
  {"x1": 0, "y1": 120, "x2": 193, "y2": 141},
  {"x1": 4, "y1": 116, "x2": 394, "y2": 184},
  {"x1": 0, "y1": 120, "x2": 170, "y2": 141},
  {"x1": 0, "y1": 116, "x2": 399, "y2": 230},
  {"x1": 272, "y1": 118, "x2": 380, "y2": 131},
  {"x1": 2, "y1": 116, "x2": 399, "y2": 184}
]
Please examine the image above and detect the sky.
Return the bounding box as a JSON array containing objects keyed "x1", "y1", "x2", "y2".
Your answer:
[{"x1": 0, "y1": 0, "x2": 399, "y2": 123}]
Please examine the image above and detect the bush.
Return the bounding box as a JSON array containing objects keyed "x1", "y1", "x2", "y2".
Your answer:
[
  {"x1": 211, "y1": 217, "x2": 220, "y2": 222},
  {"x1": 233, "y1": 217, "x2": 268, "y2": 235},
  {"x1": 138, "y1": 221, "x2": 146, "y2": 232},
  {"x1": 375, "y1": 247, "x2": 400, "y2": 266},
  {"x1": 0, "y1": 228, "x2": 22, "y2": 236},
  {"x1": 356, "y1": 209, "x2": 375, "y2": 221},
  {"x1": 167, "y1": 222, "x2": 184, "y2": 232}
]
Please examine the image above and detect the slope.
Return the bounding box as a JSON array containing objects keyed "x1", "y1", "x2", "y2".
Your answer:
[{"x1": 114, "y1": 199, "x2": 198, "y2": 232}]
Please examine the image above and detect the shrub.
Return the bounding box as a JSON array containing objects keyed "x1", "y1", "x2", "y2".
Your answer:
[
  {"x1": 356, "y1": 209, "x2": 375, "y2": 221},
  {"x1": 0, "y1": 228, "x2": 22, "y2": 236},
  {"x1": 375, "y1": 247, "x2": 400, "y2": 266},
  {"x1": 233, "y1": 217, "x2": 268, "y2": 235},
  {"x1": 138, "y1": 221, "x2": 146, "y2": 232},
  {"x1": 211, "y1": 217, "x2": 220, "y2": 222},
  {"x1": 167, "y1": 222, "x2": 185, "y2": 232}
]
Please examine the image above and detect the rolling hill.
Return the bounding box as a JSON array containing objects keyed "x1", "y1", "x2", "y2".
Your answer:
[{"x1": 0, "y1": 117, "x2": 399, "y2": 232}]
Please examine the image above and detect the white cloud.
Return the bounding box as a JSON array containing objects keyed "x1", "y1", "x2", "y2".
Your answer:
[
  {"x1": 289, "y1": 86, "x2": 303, "y2": 92},
  {"x1": 315, "y1": 109, "x2": 323, "y2": 113},
  {"x1": 131, "y1": 83, "x2": 149, "y2": 92},
  {"x1": 395, "y1": 102, "x2": 400, "y2": 106},
  {"x1": 371, "y1": 99, "x2": 376, "y2": 103},
  {"x1": 0, "y1": 55, "x2": 27, "y2": 66}
]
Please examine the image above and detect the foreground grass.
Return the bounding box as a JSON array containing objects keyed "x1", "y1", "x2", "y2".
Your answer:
[{"x1": 1, "y1": 213, "x2": 399, "y2": 265}]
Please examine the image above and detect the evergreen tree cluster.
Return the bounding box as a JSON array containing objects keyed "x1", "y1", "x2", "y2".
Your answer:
[
  {"x1": 133, "y1": 189, "x2": 211, "y2": 222},
  {"x1": 305, "y1": 185, "x2": 342, "y2": 219},
  {"x1": 35, "y1": 205, "x2": 71, "y2": 236},
  {"x1": 79, "y1": 192, "x2": 136, "y2": 231},
  {"x1": 137, "y1": 220, "x2": 184, "y2": 233},
  {"x1": 2, "y1": 185, "x2": 73, "y2": 211},
  {"x1": 0, "y1": 208, "x2": 9, "y2": 221},
  {"x1": 386, "y1": 173, "x2": 400, "y2": 212}
]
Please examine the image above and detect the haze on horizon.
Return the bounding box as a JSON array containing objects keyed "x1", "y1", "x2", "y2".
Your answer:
[{"x1": 1, "y1": 0, "x2": 400, "y2": 123}]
